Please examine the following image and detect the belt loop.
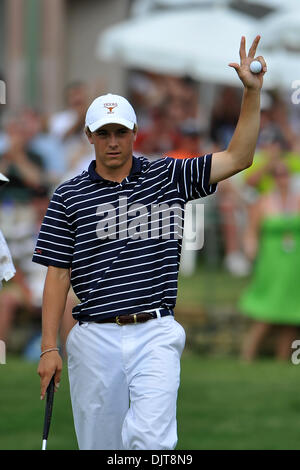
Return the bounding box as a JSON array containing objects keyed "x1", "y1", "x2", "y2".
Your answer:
[{"x1": 155, "y1": 308, "x2": 161, "y2": 320}]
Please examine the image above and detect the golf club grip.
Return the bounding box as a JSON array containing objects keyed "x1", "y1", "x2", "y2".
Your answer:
[{"x1": 42, "y1": 375, "x2": 55, "y2": 440}]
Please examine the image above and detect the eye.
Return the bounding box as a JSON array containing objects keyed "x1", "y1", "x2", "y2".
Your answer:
[
  {"x1": 118, "y1": 128, "x2": 128, "y2": 135},
  {"x1": 96, "y1": 131, "x2": 107, "y2": 137}
]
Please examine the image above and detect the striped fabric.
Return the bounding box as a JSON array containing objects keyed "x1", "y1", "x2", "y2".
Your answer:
[{"x1": 32, "y1": 154, "x2": 217, "y2": 321}]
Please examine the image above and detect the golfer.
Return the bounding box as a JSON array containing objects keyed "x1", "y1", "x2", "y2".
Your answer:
[{"x1": 34, "y1": 36, "x2": 266, "y2": 449}]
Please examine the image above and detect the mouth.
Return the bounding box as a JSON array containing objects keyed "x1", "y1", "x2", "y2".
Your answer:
[{"x1": 107, "y1": 152, "x2": 121, "y2": 157}]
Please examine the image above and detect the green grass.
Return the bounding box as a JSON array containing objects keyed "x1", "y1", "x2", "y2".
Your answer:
[
  {"x1": 177, "y1": 352, "x2": 300, "y2": 450},
  {"x1": 1, "y1": 353, "x2": 299, "y2": 450},
  {"x1": 177, "y1": 264, "x2": 249, "y2": 311},
  {"x1": 0, "y1": 356, "x2": 77, "y2": 450}
]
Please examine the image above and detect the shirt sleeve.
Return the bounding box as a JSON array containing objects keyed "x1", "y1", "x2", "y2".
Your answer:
[
  {"x1": 32, "y1": 190, "x2": 74, "y2": 268},
  {"x1": 166, "y1": 153, "x2": 218, "y2": 202}
]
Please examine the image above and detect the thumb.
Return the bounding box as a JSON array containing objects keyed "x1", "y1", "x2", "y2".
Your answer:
[{"x1": 228, "y1": 63, "x2": 240, "y2": 73}]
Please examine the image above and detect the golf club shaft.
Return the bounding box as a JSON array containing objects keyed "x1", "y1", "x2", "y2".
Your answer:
[{"x1": 42, "y1": 375, "x2": 55, "y2": 450}]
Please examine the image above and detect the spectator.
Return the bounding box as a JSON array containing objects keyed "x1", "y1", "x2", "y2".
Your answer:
[
  {"x1": 243, "y1": 137, "x2": 300, "y2": 199},
  {"x1": 48, "y1": 81, "x2": 89, "y2": 170},
  {"x1": 239, "y1": 160, "x2": 300, "y2": 361},
  {"x1": 210, "y1": 86, "x2": 241, "y2": 148},
  {"x1": 134, "y1": 104, "x2": 179, "y2": 157},
  {"x1": 166, "y1": 119, "x2": 206, "y2": 159},
  {"x1": 0, "y1": 173, "x2": 15, "y2": 292},
  {"x1": 20, "y1": 108, "x2": 66, "y2": 187},
  {"x1": 48, "y1": 81, "x2": 88, "y2": 141},
  {"x1": 217, "y1": 176, "x2": 251, "y2": 277},
  {"x1": 0, "y1": 113, "x2": 46, "y2": 203},
  {"x1": 0, "y1": 185, "x2": 77, "y2": 355},
  {"x1": 0, "y1": 187, "x2": 49, "y2": 342}
]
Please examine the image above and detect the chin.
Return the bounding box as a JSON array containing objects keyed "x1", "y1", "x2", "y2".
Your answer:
[{"x1": 106, "y1": 159, "x2": 123, "y2": 169}]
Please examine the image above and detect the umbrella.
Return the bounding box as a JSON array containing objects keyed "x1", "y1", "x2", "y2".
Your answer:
[
  {"x1": 264, "y1": 50, "x2": 300, "y2": 88},
  {"x1": 98, "y1": 7, "x2": 261, "y2": 86},
  {"x1": 131, "y1": 0, "x2": 230, "y2": 16},
  {"x1": 260, "y1": 10, "x2": 300, "y2": 50},
  {"x1": 98, "y1": 5, "x2": 300, "y2": 89},
  {"x1": 242, "y1": 0, "x2": 299, "y2": 11}
]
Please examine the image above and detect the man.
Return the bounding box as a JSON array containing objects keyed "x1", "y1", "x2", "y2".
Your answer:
[
  {"x1": 166, "y1": 119, "x2": 206, "y2": 160},
  {"x1": 34, "y1": 36, "x2": 266, "y2": 450}
]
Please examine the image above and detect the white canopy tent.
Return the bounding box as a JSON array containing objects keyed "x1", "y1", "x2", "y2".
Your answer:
[
  {"x1": 98, "y1": 7, "x2": 264, "y2": 87},
  {"x1": 243, "y1": 0, "x2": 299, "y2": 10},
  {"x1": 97, "y1": 0, "x2": 300, "y2": 88},
  {"x1": 261, "y1": 10, "x2": 300, "y2": 50},
  {"x1": 130, "y1": 0, "x2": 299, "y2": 17},
  {"x1": 97, "y1": 6, "x2": 300, "y2": 89}
]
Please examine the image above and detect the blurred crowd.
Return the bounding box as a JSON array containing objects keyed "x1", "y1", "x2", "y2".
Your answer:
[{"x1": 1, "y1": 71, "x2": 300, "y2": 359}]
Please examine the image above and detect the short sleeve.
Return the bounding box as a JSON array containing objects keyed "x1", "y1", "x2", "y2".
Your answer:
[
  {"x1": 166, "y1": 153, "x2": 218, "y2": 202},
  {"x1": 32, "y1": 190, "x2": 74, "y2": 268}
]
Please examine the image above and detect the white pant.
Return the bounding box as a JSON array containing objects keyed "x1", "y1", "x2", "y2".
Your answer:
[{"x1": 66, "y1": 314, "x2": 186, "y2": 450}]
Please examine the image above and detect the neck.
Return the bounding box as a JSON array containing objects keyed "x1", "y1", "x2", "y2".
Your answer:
[{"x1": 95, "y1": 156, "x2": 133, "y2": 183}]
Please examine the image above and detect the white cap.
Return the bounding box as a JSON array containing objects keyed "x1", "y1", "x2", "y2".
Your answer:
[{"x1": 85, "y1": 93, "x2": 137, "y2": 132}]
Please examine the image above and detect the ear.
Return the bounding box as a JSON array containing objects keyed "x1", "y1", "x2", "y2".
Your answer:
[
  {"x1": 85, "y1": 127, "x2": 93, "y2": 144},
  {"x1": 133, "y1": 125, "x2": 138, "y2": 142}
]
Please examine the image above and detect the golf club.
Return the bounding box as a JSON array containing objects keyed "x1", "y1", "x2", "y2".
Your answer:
[{"x1": 41, "y1": 375, "x2": 55, "y2": 450}]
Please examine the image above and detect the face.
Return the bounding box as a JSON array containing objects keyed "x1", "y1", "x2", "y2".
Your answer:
[
  {"x1": 67, "y1": 85, "x2": 88, "y2": 108},
  {"x1": 272, "y1": 162, "x2": 290, "y2": 189},
  {"x1": 181, "y1": 134, "x2": 201, "y2": 154},
  {"x1": 86, "y1": 123, "x2": 136, "y2": 170}
]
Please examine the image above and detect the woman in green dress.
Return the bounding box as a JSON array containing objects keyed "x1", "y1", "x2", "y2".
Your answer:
[{"x1": 239, "y1": 160, "x2": 300, "y2": 361}]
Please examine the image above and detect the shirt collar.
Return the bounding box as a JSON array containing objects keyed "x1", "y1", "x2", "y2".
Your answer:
[{"x1": 88, "y1": 155, "x2": 142, "y2": 183}]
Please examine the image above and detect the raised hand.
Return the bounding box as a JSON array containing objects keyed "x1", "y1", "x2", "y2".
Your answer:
[{"x1": 229, "y1": 36, "x2": 267, "y2": 91}]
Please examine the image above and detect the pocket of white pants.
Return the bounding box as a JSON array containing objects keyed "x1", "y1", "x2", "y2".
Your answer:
[
  {"x1": 65, "y1": 322, "x2": 78, "y2": 352},
  {"x1": 174, "y1": 319, "x2": 186, "y2": 345}
]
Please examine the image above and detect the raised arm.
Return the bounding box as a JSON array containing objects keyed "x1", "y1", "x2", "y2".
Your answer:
[
  {"x1": 210, "y1": 36, "x2": 267, "y2": 184},
  {"x1": 37, "y1": 265, "x2": 71, "y2": 400}
]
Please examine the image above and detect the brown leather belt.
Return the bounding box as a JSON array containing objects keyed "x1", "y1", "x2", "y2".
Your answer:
[
  {"x1": 78, "y1": 309, "x2": 173, "y2": 326},
  {"x1": 95, "y1": 312, "x2": 155, "y2": 325}
]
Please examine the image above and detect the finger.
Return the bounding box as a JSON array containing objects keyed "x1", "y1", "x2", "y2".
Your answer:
[
  {"x1": 54, "y1": 368, "x2": 62, "y2": 390},
  {"x1": 40, "y1": 375, "x2": 52, "y2": 400},
  {"x1": 248, "y1": 35, "x2": 261, "y2": 58},
  {"x1": 239, "y1": 36, "x2": 246, "y2": 62},
  {"x1": 228, "y1": 63, "x2": 240, "y2": 73},
  {"x1": 254, "y1": 55, "x2": 267, "y2": 73}
]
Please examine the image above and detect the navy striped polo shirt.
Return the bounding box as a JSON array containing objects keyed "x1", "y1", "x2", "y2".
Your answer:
[{"x1": 32, "y1": 154, "x2": 217, "y2": 321}]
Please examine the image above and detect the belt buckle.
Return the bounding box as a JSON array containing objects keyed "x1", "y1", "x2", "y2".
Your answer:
[
  {"x1": 128, "y1": 314, "x2": 137, "y2": 324},
  {"x1": 116, "y1": 314, "x2": 138, "y2": 325}
]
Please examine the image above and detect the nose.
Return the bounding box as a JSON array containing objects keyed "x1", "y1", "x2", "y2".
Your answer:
[{"x1": 108, "y1": 133, "x2": 118, "y2": 149}]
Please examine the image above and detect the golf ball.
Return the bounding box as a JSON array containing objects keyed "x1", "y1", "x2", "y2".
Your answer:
[{"x1": 250, "y1": 61, "x2": 262, "y2": 74}]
